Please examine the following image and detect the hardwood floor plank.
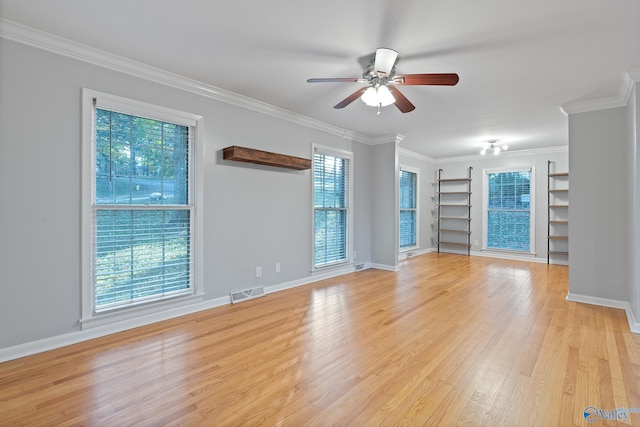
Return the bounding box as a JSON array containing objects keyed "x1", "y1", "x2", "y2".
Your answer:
[{"x1": 1, "y1": 253, "x2": 639, "y2": 426}]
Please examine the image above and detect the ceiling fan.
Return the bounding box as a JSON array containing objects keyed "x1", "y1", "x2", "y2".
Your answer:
[{"x1": 307, "y1": 48, "x2": 459, "y2": 114}]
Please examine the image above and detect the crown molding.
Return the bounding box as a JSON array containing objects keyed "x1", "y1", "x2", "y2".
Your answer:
[
  {"x1": 399, "y1": 145, "x2": 567, "y2": 165},
  {"x1": 627, "y1": 67, "x2": 640, "y2": 83},
  {"x1": 398, "y1": 147, "x2": 436, "y2": 163},
  {"x1": 561, "y1": 67, "x2": 640, "y2": 115},
  {"x1": 369, "y1": 134, "x2": 405, "y2": 146},
  {"x1": 0, "y1": 18, "x2": 371, "y2": 144}
]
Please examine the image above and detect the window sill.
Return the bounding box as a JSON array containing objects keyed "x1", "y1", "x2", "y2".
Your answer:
[
  {"x1": 481, "y1": 248, "x2": 536, "y2": 257},
  {"x1": 312, "y1": 261, "x2": 353, "y2": 276},
  {"x1": 80, "y1": 293, "x2": 205, "y2": 330}
]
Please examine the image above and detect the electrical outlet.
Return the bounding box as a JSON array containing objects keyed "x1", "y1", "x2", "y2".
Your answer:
[
  {"x1": 275, "y1": 263, "x2": 281, "y2": 273},
  {"x1": 256, "y1": 266, "x2": 262, "y2": 277}
]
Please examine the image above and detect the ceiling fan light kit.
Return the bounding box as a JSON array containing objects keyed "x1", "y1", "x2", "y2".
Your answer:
[
  {"x1": 307, "y1": 48, "x2": 459, "y2": 114},
  {"x1": 361, "y1": 85, "x2": 395, "y2": 107}
]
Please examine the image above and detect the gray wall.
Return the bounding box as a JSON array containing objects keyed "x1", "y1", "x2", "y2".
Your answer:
[
  {"x1": 568, "y1": 107, "x2": 629, "y2": 301},
  {"x1": 630, "y1": 85, "x2": 640, "y2": 318},
  {"x1": 0, "y1": 39, "x2": 375, "y2": 349},
  {"x1": 352, "y1": 142, "x2": 373, "y2": 266},
  {"x1": 398, "y1": 152, "x2": 436, "y2": 254},
  {"x1": 3, "y1": 34, "x2": 608, "y2": 352},
  {"x1": 371, "y1": 141, "x2": 399, "y2": 269}
]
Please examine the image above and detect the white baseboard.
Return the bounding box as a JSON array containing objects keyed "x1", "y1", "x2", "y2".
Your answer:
[
  {"x1": 433, "y1": 246, "x2": 563, "y2": 265},
  {"x1": 0, "y1": 295, "x2": 229, "y2": 363},
  {"x1": 566, "y1": 293, "x2": 640, "y2": 334},
  {"x1": 398, "y1": 247, "x2": 433, "y2": 260},
  {"x1": 5, "y1": 263, "x2": 634, "y2": 363},
  {"x1": 470, "y1": 249, "x2": 547, "y2": 264},
  {"x1": 0, "y1": 266, "x2": 359, "y2": 363},
  {"x1": 627, "y1": 306, "x2": 640, "y2": 334},
  {"x1": 267, "y1": 265, "x2": 354, "y2": 294},
  {"x1": 370, "y1": 262, "x2": 400, "y2": 272}
]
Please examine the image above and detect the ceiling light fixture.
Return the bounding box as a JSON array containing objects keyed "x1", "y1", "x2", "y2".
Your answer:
[
  {"x1": 361, "y1": 84, "x2": 396, "y2": 114},
  {"x1": 480, "y1": 140, "x2": 509, "y2": 155}
]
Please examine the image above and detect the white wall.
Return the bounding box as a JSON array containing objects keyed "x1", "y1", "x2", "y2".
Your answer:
[
  {"x1": 433, "y1": 150, "x2": 568, "y2": 261},
  {"x1": 0, "y1": 38, "x2": 375, "y2": 350}
]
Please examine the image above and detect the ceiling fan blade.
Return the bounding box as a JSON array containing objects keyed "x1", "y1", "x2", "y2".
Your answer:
[
  {"x1": 374, "y1": 48, "x2": 398, "y2": 75},
  {"x1": 307, "y1": 78, "x2": 365, "y2": 83},
  {"x1": 334, "y1": 88, "x2": 366, "y2": 109},
  {"x1": 387, "y1": 86, "x2": 415, "y2": 113},
  {"x1": 393, "y1": 73, "x2": 459, "y2": 86}
]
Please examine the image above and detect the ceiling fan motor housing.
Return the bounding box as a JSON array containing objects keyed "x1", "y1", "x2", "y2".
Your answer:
[{"x1": 363, "y1": 62, "x2": 396, "y2": 80}]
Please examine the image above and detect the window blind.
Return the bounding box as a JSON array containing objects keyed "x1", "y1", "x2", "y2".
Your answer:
[
  {"x1": 313, "y1": 151, "x2": 350, "y2": 267},
  {"x1": 486, "y1": 169, "x2": 532, "y2": 251},
  {"x1": 93, "y1": 108, "x2": 193, "y2": 311},
  {"x1": 399, "y1": 169, "x2": 417, "y2": 248}
]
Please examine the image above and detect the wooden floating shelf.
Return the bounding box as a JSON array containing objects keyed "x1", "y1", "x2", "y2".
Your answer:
[{"x1": 223, "y1": 146, "x2": 311, "y2": 170}]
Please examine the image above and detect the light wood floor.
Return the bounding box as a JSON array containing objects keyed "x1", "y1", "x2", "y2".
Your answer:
[{"x1": 2, "y1": 253, "x2": 640, "y2": 426}]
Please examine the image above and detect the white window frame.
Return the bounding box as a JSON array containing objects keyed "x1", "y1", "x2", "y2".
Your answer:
[
  {"x1": 399, "y1": 165, "x2": 419, "y2": 251},
  {"x1": 311, "y1": 144, "x2": 354, "y2": 271},
  {"x1": 81, "y1": 88, "x2": 204, "y2": 329},
  {"x1": 482, "y1": 165, "x2": 536, "y2": 255}
]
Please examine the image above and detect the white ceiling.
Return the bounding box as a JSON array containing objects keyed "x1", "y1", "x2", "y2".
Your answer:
[{"x1": 1, "y1": 0, "x2": 639, "y2": 158}]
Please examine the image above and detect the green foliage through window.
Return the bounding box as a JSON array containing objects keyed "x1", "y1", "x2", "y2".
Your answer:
[
  {"x1": 486, "y1": 170, "x2": 531, "y2": 251},
  {"x1": 94, "y1": 108, "x2": 192, "y2": 310},
  {"x1": 313, "y1": 152, "x2": 349, "y2": 267},
  {"x1": 399, "y1": 169, "x2": 417, "y2": 248}
]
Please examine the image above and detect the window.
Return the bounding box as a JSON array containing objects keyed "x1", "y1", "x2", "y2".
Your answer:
[
  {"x1": 483, "y1": 167, "x2": 535, "y2": 252},
  {"x1": 399, "y1": 167, "x2": 418, "y2": 249},
  {"x1": 82, "y1": 89, "x2": 203, "y2": 325},
  {"x1": 313, "y1": 146, "x2": 352, "y2": 269}
]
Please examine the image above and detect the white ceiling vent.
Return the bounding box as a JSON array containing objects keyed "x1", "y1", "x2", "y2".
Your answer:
[{"x1": 230, "y1": 287, "x2": 265, "y2": 304}]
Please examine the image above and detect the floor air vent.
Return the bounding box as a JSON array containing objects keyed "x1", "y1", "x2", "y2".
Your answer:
[{"x1": 230, "y1": 287, "x2": 265, "y2": 304}]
